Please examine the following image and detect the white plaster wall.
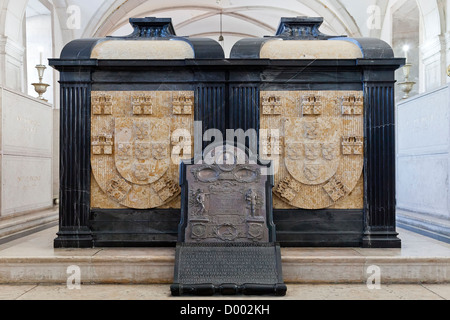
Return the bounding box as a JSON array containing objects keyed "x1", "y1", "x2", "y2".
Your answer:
[
  {"x1": 0, "y1": 86, "x2": 53, "y2": 216},
  {"x1": 396, "y1": 85, "x2": 450, "y2": 219}
]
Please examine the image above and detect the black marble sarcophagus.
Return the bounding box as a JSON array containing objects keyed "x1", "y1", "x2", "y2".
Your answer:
[{"x1": 50, "y1": 17, "x2": 404, "y2": 249}]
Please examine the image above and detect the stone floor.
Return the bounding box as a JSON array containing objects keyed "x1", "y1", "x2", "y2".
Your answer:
[
  {"x1": 0, "y1": 226, "x2": 448, "y2": 300},
  {"x1": 0, "y1": 283, "x2": 448, "y2": 300}
]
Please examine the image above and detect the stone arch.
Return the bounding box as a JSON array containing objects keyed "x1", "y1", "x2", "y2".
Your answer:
[
  {"x1": 82, "y1": 0, "x2": 364, "y2": 39},
  {"x1": 416, "y1": 0, "x2": 444, "y2": 38},
  {"x1": 0, "y1": 0, "x2": 28, "y2": 43}
]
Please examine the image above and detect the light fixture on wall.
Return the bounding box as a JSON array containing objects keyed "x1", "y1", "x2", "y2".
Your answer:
[
  {"x1": 31, "y1": 48, "x2": 50, "y2": 102},
  {"x1": 398, "y1": 45, "x2": 416, "y2": 100},
  {"x1": 218, "y1": 12, "x2": 224, "y2": 43}
]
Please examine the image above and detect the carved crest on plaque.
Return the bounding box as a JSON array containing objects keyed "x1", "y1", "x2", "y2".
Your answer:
[
  {"x1": 115, "y1": 118, "x2": 170, "y2": 185},
  {"x1": 261, "y1": 91, "x2": 364, "y2": 210},
  {"x1": 183, "y1": 144, "x2": 271, "y2": 243},
  {"x1": 284, "y1": 118, "x2": 341, "y2": 186},
  {"x1": 90, "y1": 91, "x2": 194, "y2": 209}
]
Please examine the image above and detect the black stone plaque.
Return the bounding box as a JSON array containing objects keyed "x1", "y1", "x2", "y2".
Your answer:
[
  {"x1": 179, "y1": 144, "x2": 276, "y2": 244},
  {"x1": 171, "y1": 243, "x2": 286, "y2": 296},
  {"x1": 171, "y1": 144, "x2": 287, "y2": 296}
]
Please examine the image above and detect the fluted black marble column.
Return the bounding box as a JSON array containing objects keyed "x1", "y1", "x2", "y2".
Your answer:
[
  {"x1": 54, "y1": 67, "x2": 94, "y2": 248},
  {"x1": 361, "y1": 62, "x2": 401, "y2": 248}
]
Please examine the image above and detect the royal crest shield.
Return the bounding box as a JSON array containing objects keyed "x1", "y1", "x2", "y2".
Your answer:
[
  {"x1": 284, "y1": 118, "x2": 341, "y2": 186},
  {"x1": 115, "y1": 118, "x2": 170, "y2": 185},
  {"x1": 260, "y1": 91, "x2": 365, "y2": 210},
  {"x1": 90, "y1": 91, "x2": 194, "y2": 210}
]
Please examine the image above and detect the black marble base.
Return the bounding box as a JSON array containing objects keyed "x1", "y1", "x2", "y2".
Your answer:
[
  {"x1": 362, "y1": 231, "x2": 402, "y2": 248},
  {"x1": 54, "y1": 227, "x2": 93, "y2": 248},
  {"x1": 65, "y1": 208, "x2": 367, "y2": 248},
  {"x1": 89, "y1": 209, "x2": 180, "y2": 247},
  {"x1": 274, "y1": 209, "x2": 364, "y2": 247},
  {"x1": 171, "y1": 243, "x2": 287, "y2": 297}
]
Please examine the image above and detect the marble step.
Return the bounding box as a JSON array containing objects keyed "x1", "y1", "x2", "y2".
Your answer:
[
  {"x1": 0, "y1": 208, "x2": 58, "y2": 242},
  {"x1": 0, "y1": 252, "x2": 448, "y2": 285},
  {"x1": 0, "y1": 227, "x2": 448, "y2": 285}
]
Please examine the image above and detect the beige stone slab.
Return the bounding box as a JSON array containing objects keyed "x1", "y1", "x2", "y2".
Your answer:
[
  {"x1": 282, "y1": 257, "x2": 367, "y2": 283},
  {"x1": 281, "y1": 248, "x2": 362, "y2": 257},
  {"x1": 364, "y1": 257, "x2": 450, "y2": 284},
  {"x1": 286, "y1": 284, "x2": 444, "y2": 300},
  {"x1": 91, "y1": 40, "x2": 195, "y2": 60},
  {"x1": 354, "y1": 228, "x2": 450, "y2": 257},
  {"x1": 0, "y1": 227, "x2": 100, "y2": 258},
  {"x1": 7, "y1": 284, "x2": 446, "y2": 300},
  {"x1": 0, "y1": 284, "x2": 37, "y2": 300},
  {"x1": 422, "y1": 284, "x2": 450, "y2": 299},
  {"x1": 0, "y1": 208, "x2": 57, "y2": 239},
  {"x1": 94, "y1": 247, "x2": 175, "y2": 258},
  {"x1": 260, "y1": 40, "x2": 363, "y2": 60},
  {"x1": 0, "y1": 258, "x2": 175, "y2": 284}
]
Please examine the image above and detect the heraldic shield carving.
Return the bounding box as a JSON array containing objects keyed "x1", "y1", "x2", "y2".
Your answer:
[
  {"x1": 260, "y1": 91, "x2": 364, "y2": 210},
  {"x1": 90, "y1": 91, "x2": 194, "y2": 209}
]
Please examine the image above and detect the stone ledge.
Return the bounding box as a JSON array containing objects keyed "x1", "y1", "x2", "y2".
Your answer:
[
  {"x1": 0, "y1": 208, "x2": 58, "y2": 240},
  {"x1": 0, "y1": 254, "x2": 448, "y2": 285},
  {"x1": 397, "y1": 210, "x2": 450, "y2": 243}
]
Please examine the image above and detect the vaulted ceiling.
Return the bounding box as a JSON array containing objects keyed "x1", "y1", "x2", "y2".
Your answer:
[{"x1": 60, "y1": 0, "x2": 368, "y2": 55}]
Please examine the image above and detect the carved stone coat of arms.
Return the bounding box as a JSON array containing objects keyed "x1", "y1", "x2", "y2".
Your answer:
[
  {"x1": 260, "y1": 91, "x2": 364, "y2": 210},
  {"x1": 90, "y1": 91, "x2": 194, "y2": 209}
]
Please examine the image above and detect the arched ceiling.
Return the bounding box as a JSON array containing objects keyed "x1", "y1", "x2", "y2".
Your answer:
[
  {"x1": 15, "y1": 0, "x2": 439, "y2": 59},
  {"x1": 62, "y1": 0, "x2": 364, "y2": 56}
]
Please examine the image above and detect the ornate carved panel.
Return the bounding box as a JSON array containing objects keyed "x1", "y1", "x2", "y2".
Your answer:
[
  {"x1": 183, "y1": 145, "x2": 271, "y2": 243},
  {"x1": 90, "y1": 91, "x2": 194, "y2": 209},
  {"x1": 260, "y1": 91, "x2": 364, "y2": 210}
]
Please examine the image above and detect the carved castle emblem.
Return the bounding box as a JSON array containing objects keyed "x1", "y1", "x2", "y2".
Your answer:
[
  {"x1": 342, "y1": 136, "x2": 364, "y2": 155},
  {"x1": 132, "y1": 94, "x2": 153, "y2": 115},
  {"x1": 260, "y1": 130, "x2": 282, "y2": 157},
  {"x1": 92, "y1": 134, "x2": 113, "y2": 155},
  {"x1": 262, "y1": 95, "x2": 282, "y2": 115},
  {"x1": 92, "y1": 94, "x2": 113, "y2": 115},
  {"x1": 302, "y1": 95, "x2": 322, "y2": 116},
  {"x1": 106, "y1": 178, "x2": 132, "y2": 203},
  {"x1": 341, "y1": 95, "x2": 363, "y2": 115},
  {"x1": 173, "y1": 94, "x2": 193, "y2": 115}
]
